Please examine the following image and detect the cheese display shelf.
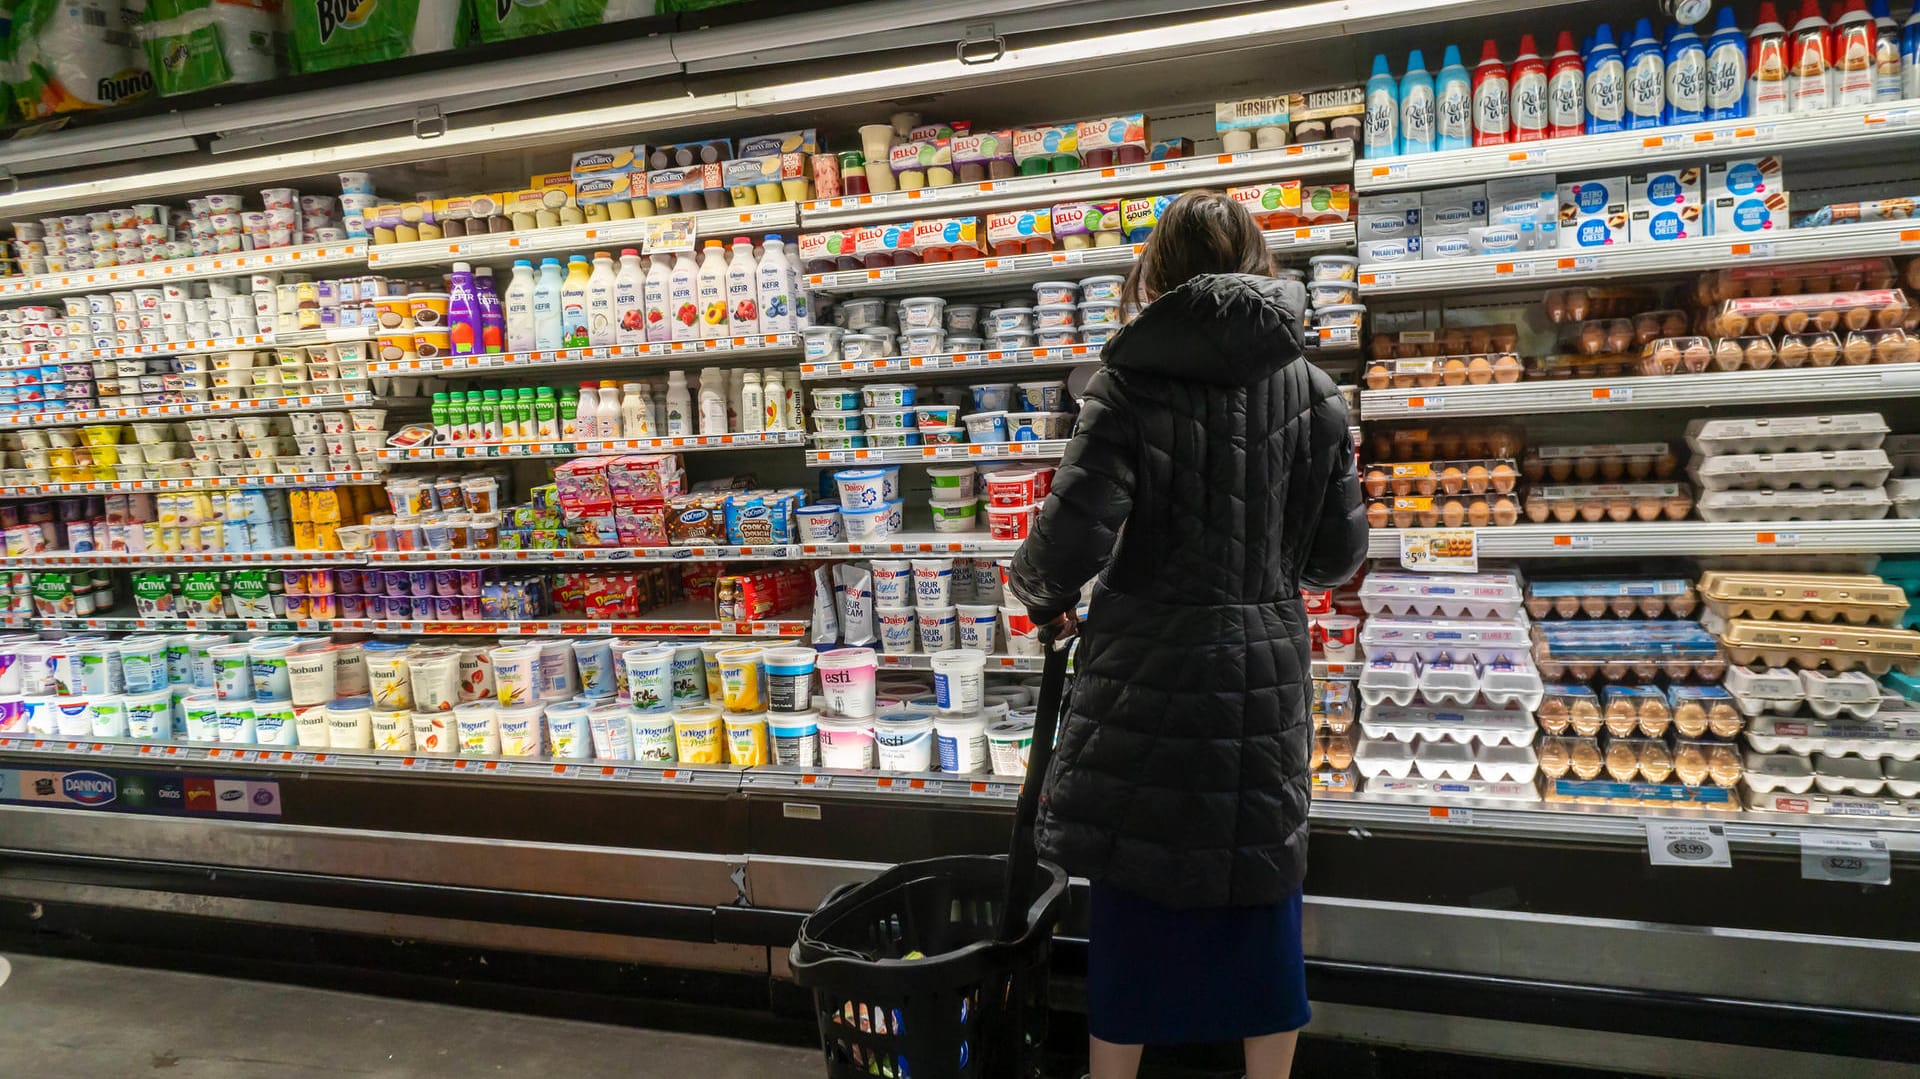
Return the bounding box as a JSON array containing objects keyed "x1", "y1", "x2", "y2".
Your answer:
[{"x1": 6, "y1": 2, "x2": 1920, "y2": 1073}]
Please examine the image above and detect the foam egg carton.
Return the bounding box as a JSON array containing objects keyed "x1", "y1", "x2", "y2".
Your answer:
[
  {"x1": 1698, "y1": 571, "x2": 1909, "y2": 627},
  {"x1": 1742, "y1": 786, "x2": 1920, "y2": 817},
  {"x1": 1719, "y1": 618, "x2": 1920, "y2": 675},
  {"x1": 1352, "y1": 736, "x2": 1538, "y2": 783},
  {"x1": 1358, "y1": 775, "x2": 1540, "y2": 802},
  {"x1": 1359, "y1": 616, "x2": 1533, "y2": 666},
  {"x1": 1741, "y1": 750, "x2": 1815, "y2": 794},
  {"x1": 1885, "y1": 434, "x2": 1920, "y2": 478},
  {"x1": 1695, "y1": 486, "x2": 1890, "y2": 523},
  {"x1": 1813, "y1": 754, "x2": 1890, "y2": 795},
  {"x1": 1889, "y1": 478, "x2": 1920, "y2": 520},
  {"x1": 1355, "y1": 654, "x2": 1543, "y2": 710},
  {"x1": 1724, "y1": 664, "x2": 1883, "y2": 719},
  {"x1": 1685, "y1": 413, "x2": 1889, "y2": 456},
  {"x1": 1744, "y1": 710, "x2": 1920, "y2": 760},
  {"x1": 1358, "y1": 703, "x2": 1537, "y2": 747},
  {"x1": 1357, "y1": 570, "x2": 1525, "y2": 619},
  {"x1": 1689, "y1": 449, "x2": 1892, "y2": 492}
]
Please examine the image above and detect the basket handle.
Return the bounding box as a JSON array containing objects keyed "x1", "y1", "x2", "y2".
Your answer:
[{"x1": 997, "y1": 620, "x2": 1073, "y2": 941}]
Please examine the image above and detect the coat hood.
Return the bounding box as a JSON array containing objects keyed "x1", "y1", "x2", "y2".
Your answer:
[{"x1": 1103, "y1": 273, "x2": 1308, "y2": 386}]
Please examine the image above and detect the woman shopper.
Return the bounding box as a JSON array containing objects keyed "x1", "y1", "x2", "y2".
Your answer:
[{"x1": 1009, "y1": 190, "x2": 1369, "y2": 1079}]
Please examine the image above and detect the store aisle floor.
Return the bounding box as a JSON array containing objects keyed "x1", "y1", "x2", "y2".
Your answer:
[{"x1": 0, "y1": 952, "x2": 823, "y2": 1077}]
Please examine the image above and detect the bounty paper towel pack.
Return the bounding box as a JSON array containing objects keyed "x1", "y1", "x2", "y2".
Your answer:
[
  {"x1": 289, "y1": 0, "x2": 466, "y2": 75},
  {"x1": 475, "y1": 0, "x2": 654, "y2": 43},
  {"x1": 139, "y1": 0, "x2": 283, "y2": 97}
]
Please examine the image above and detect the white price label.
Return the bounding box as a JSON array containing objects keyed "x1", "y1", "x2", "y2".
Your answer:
[
  {"x1": 1426, "y1": 806, "x2": 1474, "y2": 825},
  {"x1": 1399, "y1": 528, "x2": 1477, "y2": 573},
  {"x1": 1560, "y1": 256, "x2": 1598, "y2": 274},
  {"x1": 1800, "y1": 832, "x2": 1891, "y2": 885},
  {"x1": 1646, "y1": 820, "x2": 1732, "y2": 867},
  {"x1": 1505, "y1": 149, "x2": 1547, "y2": 169},
  {"x1": 1731, "y1": 242, "x2": 1777, "y2": 259}
]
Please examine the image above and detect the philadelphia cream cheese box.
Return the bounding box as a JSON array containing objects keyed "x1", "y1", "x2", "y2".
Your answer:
[
  {"x1": 1486, "y1": 174, "x2": 1556, "y2": 249},
  {"x1": 1422, "y1": 233, "x2": 1473, "y2": 260},
  {"x1": 1359, "y1": 236, "x2": 1420, "y2": 263},
  {"x1": 1706, "y1": 156, "x2": 1784, "y2": 200},
  {"x1": 1629, "y1": 167, "x2": 1702, "y2": 242},
  {"x1": 1358, "y1": 193, "x2": 1421, "y2": 242},
  {"x1": 1419, "y1": 184, "x2": 1487, "y2": 236},
  {"x1": 1469, "y1": 224, "x2": 1526, "y2": 256},
  {"x1": 1710, "y1": 190, "x2": 1789, "y2": 236},
  {"x1": 1556, "y1": 176, "x2": 1628, "y2": 249}
]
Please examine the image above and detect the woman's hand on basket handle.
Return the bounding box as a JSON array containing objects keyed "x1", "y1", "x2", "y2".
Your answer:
[{"x1": 1038, "y1": 610, "x2": 1079, "y2": 646}]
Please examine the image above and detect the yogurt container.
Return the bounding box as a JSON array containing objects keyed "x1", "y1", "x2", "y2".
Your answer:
[
  {"x1": 840, "y1": 297, "x2": 887, "y2": 330},
  {"x1": 863, "y1": 406, "x2": 918, "y2": 430},
  {"x1": 835, "y1": 468, "x2": 890, "y2": 510},
  {"x1": 843, "y1": 504, "x2": 895, "y2": 540},
  {"x1": 810, "y1": 386, "x2": 860, "y2": 411},
  {"x1": 1017, "y1": 381, "x2": 1067, "y2": 411},
  {"x1": 962, "y1": 410, "x2": 1009, "y2": 444},
  {"x1": 861, "y1": 383, "x2": 914, "y2": 408},
  {"x1": 867, "y1": 430, "x2": 922, "y2": 449},
  {"x1": 987, "y1": 307, "x2": 1033, "y2": 336},
  {"x1": 1079, "y1": 275, "x2": 1124, "y2": 303},
  {"x1": 921, "y1": 425, "x2": 965, "y2": 446},
  {"x1": 801, "y1": 326, "x2": 846, "y2": 362},
  {"x1": 873, "y1": 710, "x2": 935, "y2": 772},
  {"x1": 915, "y1": 405, "x2": 962, "y2": 427},
  {"x1": 987, "y1": 720, "x2": 1035, "y2": 776},
  {"x1": 926, "y1": 465, "x2": 977, "y2": 500},
  {"x1": 817, "y1": 648, "x2": 878, "y2": 718},
  {"x1": 936, "y1": 712, "x2": 989, "y2": 773},
  {"x1": 769, "y1": 711, "x2": 820, "y2": 766},
  {"x1": 1008, "y1": 412, "x2": 1070, "y2": 440},
  {"x1": 1033, "y1": 281, "x2": 1080, "y2": 306},
  {"x1": 817, "y1": 715, "x2": 875, "y2": 769},
  {"x1": 945, "y1": 305, "x2": 981, "y2": 334},
  {"x1": 811, "y1": 433, "x2": 869, "y2": 452},
  {"x1": 901, "y1": 329, "x2": 947, "y2": 357},
  {"x1": 971, "y1": 383, "x2": 1015, "y2": 411},
  {"x1": 929, "y1": 499, "x2": 980, "y2": 533},
  {"x1": 812, "y1": 409, "x2": 864, "y2": 433},
  {"x1": 763, "y1": 647, "x2": 818, "y2": 713},
  {"x1": 898, "y1": 296, "x2": 946, "y2": 330}
]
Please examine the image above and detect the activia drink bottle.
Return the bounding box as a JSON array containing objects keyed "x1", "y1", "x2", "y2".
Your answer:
[
  {"x1": 474, "y1": 266, "x2": 504, "y2": 354},
  {"x1": 1471, "y1": 39, "x2": 1511, "y2": 145},
  {"x1": 1509, "y1": 34, "x2": 1548, "y2": 141},
  {"x1": 445, "y1": 262, "x2": 479, "y2": 357}
]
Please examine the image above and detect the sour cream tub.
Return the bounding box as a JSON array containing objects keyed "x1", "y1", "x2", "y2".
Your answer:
[{"x1": 796, "y1": 503, "x2": 844, "y2": 541}]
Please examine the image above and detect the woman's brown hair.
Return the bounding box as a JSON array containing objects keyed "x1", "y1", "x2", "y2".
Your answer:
[{"x1": 1120, "y1": 189, "x2": 1274, "y2": 312}]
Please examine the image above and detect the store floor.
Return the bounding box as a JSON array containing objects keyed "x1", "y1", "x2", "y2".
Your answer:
[{"x1": 0, "y1": 952, "x2": 823, "y2": 1078}]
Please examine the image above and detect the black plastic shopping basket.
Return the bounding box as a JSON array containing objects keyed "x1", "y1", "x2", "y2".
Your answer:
[{"x1": 789, "y1": 627, "x2": 1074, "y2": 1079}]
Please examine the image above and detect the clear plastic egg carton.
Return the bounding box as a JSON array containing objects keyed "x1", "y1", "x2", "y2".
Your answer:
[
  {"x1": 1842, "y1": 328, "x2": 1919, "y2": 365},
  {"x1": 1312, "y1": 679, "x2": 1355, "y2": 733},
  {"x1": 1311, "y1": 730, "x2": 1357, "y2": 772},
  {"x1": 1361, "y1": 458, "x2": 1520, "y2": 498},
  {"x1": 1365, "y1": 493, "x2": 1521, "y2": 529},
  {"x1": 1522, "y1": 483, "x2": 1693, "y2": 524},
  {"x1": 1367, "y1": 324, "x2": 1520, "y2": 360},
  {"x1": 1697, "y1": 571, "x2": 1909, "y2": 626},
  {"x1": 1353, "y1": 735, "x2": 1539, "y2": 783},
  {"x1": 1538, "y1": 734, "x2": 1744, "y2": 786},
  {"x1": 1562, "y1": 317, "x2": 1639, "y2": 355},
  {"x1": 1769, "y1": 331, "x2": 1845, "y2": 369},
  {"x1": 1527, "y1": 351, "x2": 1642, "y2": 380},
  {"x1": 1690, "y1": 449, "x2": 1892, "y2": 492},
  {"x1": 1695, "y1": 486, "x2": 1890, "y2": 523},
  {"x1": 1360, "y1": 354, "x2": 1524, "y2": 390},
  {"x1": 1698, "y1": 257, "x2": 1898, "y2": 302},
  {"x1": 1360, "y1": 617, "x2": 1533, "y2": 666},
  {"x1": 1358, "y1": 703, "x2": 1537, "y2": 747},
  {"x1": 1718, "y1": 618, "x2": 1920, "y2": 675},
  {"x1": 1524, "y1": 578, "x2": 1697, "y2": 620},
  {"x1": 1707, "y1": 288, "x2": 1912, "y2": 337},
  {"x1": 1358, "y1": 775, "x2": 1541, "y2": 802},
  {"x1": 1355, "y1": 654, "x2": 1543, "y2": 710},
  {"x1": 1639, "y1": 336, "x2": 1716, "y2": 375},
  {"x1": 1744, "y1": 707, "x2": 1920, "y2": 761},
  {"x1": 1357, "y1": 570, "x2": 1524, "y2": 619},
  {"x1": 1530, "y1": 620, "x2": 1726, "y2": 682},
  {"x1": 1706, "y1": 336, "x2": 1778, "y2": 372},
  {"x1": 1685, "y1": 413, "x2": 1889, "y2": 456},
  {"x1": 1522, "y1": 442, "x2": 1679, "y2": 484},
  {"x1": 1541, "y1": 286, "x2": 1659, "y2": 323},
  {"x1": 1537, "y1": 685, "x2": 1738, "y2": 739},
  {"x1": 1368, "y1": 424, "x2": 1524, "y2": 464},
  {"x1": 1724, "y1": 665, "x2": 1883, "y2": 719}
]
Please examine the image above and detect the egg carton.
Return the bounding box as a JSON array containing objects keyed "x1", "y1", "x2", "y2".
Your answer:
[
  {"x1": 1889, "y1": 478, "x2": 1920, "y2": 520},
  {"x1": 1538, "y1": 734, "x2": 1744, "y2": 787},
  {"x1": 1541, "y1": 287, "x2": 1660, "y2": 323},
  {"x1": 1723, "y1": 664, "x2": 1883, "y2": 719},
  {"x1": 1354, "y1": 654, "x2": 1543, "y2": 710},
  {"x1": 1884, "y1": 435, "x2": 1920, "y2": 478},
  {"x1": 1352, "y1": 735, "x2": 1539, "y2": 783},
  {"x1": 1366, "y1": 493, "x2": 1522, "y2": 529},
  {"x1": 1638, "y1": 335, "x2": 1716, "y2": 375},
  {"x1": 1741, "y1": 750, "x2": 1816, "y2": 794},
  {"x1": 1719, "y1": 618, "x2": 1920, "y2": 675},
  {"x1": 1695, "y1": 486, "x2": 1890, "y2": 523},
  {"x1": 1524, "y1": 578, "x2": 1697, "y2": 620},
  {"x1": 1808, "y1": 753, "x2": 1914, "y2": 796},
  {"x1": 1685, "y1": 413, "x2": 1889, "y2": 456},
  {"x1": 1361, "y1": 354, "x2": 1524, "y2": 389},
  {"x1": 1311, "y1": 730, "x2": 1357, "y2": 772},
  {"x1": 1697, "y1": 570, "x2": 1909, "y2": 626},
  {"x1": 1362, "y1": 458, "x2": 1520, "y2": 498},
  {"x1": 1708, "y1": 288, "x2": 1911, "y2": 337},
  {"x1": 1357, "y1": 775, "x2": 1541, "y2": 802},
  {"x1": 1309, "y1": 765, "x2": 1360, "y2": 795},
  {"x1": 1522, "y1": 483, "x2": 1692, "y2": 524},
  {"x1": 1358, "y1": 703, "x2": 1537, "y2": 747},
  {"x1": 1368, "y1": 424, "x2": 1524, "y2": 464},
  {"x1": 1564, "y1": 317, "x2": 1645, "y2": 355},
  {"x1": 1744, "y1": 710, "x2": 1920, "y2": 760},
  {"x1": 1523, "y1": 442, "x2": 1679, "y2": 484},
  {"x1": 1699, "y1": 257, "x2": 1898, "y2": 301},
  {"x1": 1360, "y1": 616, "x2": 1532, "y2": 666},
  {"x1": 1530, "y1": 620, "x2": 1726, "y2": 682},
  {"x1": 1842, "y1": 327, "x2": 1919, "y2": 365},
  {"x1": 1704, "y1": 335, "x2": 1779, "y2": 372},
  {"x1": 1357, "y1": 570, "x2": 1525, "y2": 619},
  {"x1": 1742, "y1": 785, "x2": 1920, "y2": 818},
  {"x1": 1367, "y1": 324, "x2": 1521, "y2": 359},
  {"x1": 1689, "y1": 449, "x2": 1893, "y2": 492}
]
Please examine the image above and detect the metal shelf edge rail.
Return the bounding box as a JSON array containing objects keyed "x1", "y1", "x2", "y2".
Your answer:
[
  {"x1": 369, "y1": 334, "x2": 802, "y2": 377},
  {"x1": 1365, "y1": 520, "x2": 1920, "y2": 558},
  {"x1": 364, "y1": 204, "x2": 800, "y2": 269},
  {"x1": 0, "y1": 242, "x2": 368, "y2": 300},
  {"x1": 1359, "y1": 363, "x2": 1920, "y2": 420}
]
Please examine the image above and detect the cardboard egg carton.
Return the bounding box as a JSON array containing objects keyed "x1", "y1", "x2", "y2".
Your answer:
[
  {"x1": 1357, "y1": 703, "x2": 1537, "y2": 747},
  {"x1": 1718, "y1": 618, "x2": 1920, "y2": 675},
  {"x1": 1889, "y1": 478, "x2": 1920, "y2": 520},
  {"x1": 1695, "y1": 486, "x2": 1890, "y2": 523},
  {"x1": 1522, "y1": 483, "x2": 1692, "y2": 524},
  {"x1": 1741, "y1": 785, "x2": 1920, "y2": 818},
  {"x1": 1686, "y1": 413, "x2": 1889, "y2": 456},
  {"x1": 1724, "y1": 664, "x2": 1883, "y2": 719},
  {"x1": 1884, "y1": 435, "x2": 1920, "y2": 478},
  {"x1": 1744, "y1": 709, "x2": 1920, "y2": 760},
  {"x1": 1689, "y1": 450, "x2": 1893, "y2": 493},
  {"x1": 1698, "y1": 571, "x2": 1909, "y2": 626}
]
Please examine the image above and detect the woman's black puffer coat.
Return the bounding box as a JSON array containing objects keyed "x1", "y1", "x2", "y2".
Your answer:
[{"x1": 1009, "y1": 272, "x2": 1369, "y2": 910}]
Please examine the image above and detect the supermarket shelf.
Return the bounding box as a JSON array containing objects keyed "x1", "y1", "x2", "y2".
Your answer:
[
  {"x1": 1366, "y1": 520, "x2": 1920, "y2": 559},
  {"x1": 799, "y1": 343, "x2": 1101, "y2": 381},
  {"x1": 377, "y1": 430, "x2": 806, "y2": 462},
  {"x1": 1359, "y1": 363, "x2": 1920, "y2": 420},
  {"x1": 5, "y1": 392, "x2": 390, "y2": 430},
  {"x1": 14, "y1": 549, "x2": 362, "y2": 570},
  {"x1": 0, "y1": 471, "x2": 384, "y2": 499},
  {"x1": 806, "y1": 225, "x2": 1354, "y2": 297},
  {"x1": 0, "y1": 242, "x2": 369, "y2": 300},
  {"x1": 876, "y1": 652, "x2": 1042, "y2": 672},
  {"x1": 1311, "y1": 658, "x2": 1363, "y2": 679},
  {"x1": 808, "y1": 439, "x2": 1069, "y2": 466},
  {"x1": 798, "y1": 143, "x2": 1354, "y2": 228},
  {"x1": 1355, "y1": 104, "x2": 1920, "y2": 194},
  {"x1": 2, "y1": 326, "x2": 372, "y2": 372},
  {"x1": 362, "y1": 533, "x2": 1019, "y2": 563},
  {"x1": 25, "y1": 605, "x2": 810, "y2": 637},
  {"x1": 363, "y1": 204, "x2": 800, "y2": 269},
  {"x1": 1311, "y1": 793, "x2": 1920, "y2": 848},
  {"x1": 368, "y1": 334, "x2": 802, "y2": 376},
  {"x1": 1358, "y1": 220, "x2": 1920, "y2": 298}
]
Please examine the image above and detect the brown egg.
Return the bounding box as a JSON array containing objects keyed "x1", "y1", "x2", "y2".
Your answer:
[
  {"x1": 1548, "y1": 458, "x2": 1573, "y2": 481},
  {"x1": 1662, "y1": 311, "x2": 1687, "y2": 337},
  {"x1": 1491, "y1": 497, "x2": 1518, "y2": 526},
  {"x1": 1606, "y1": 741, "x2": 1640, "y2": 780},
  {"x1": 1810, "y1": 335, "x2": 1839, "y2": 366},
  {"x1": 1748, "y1": 275, "x2": 1774, "y2": 298},
  {"x1": 1902, "y1": 337, "x2": 1920, "y2": 364},
  {"x1": 1442, "y1": 358, "x2": 1469, "y2": 385},
  {"x1": 1605, "y1": 497, "x2": 1634, "y2": 522},
  {"x1": 1752, "y1": 312, "x2": 1780, "y2": 336},
  {"x1": 1327, "y1": 734, "x2": 1354, "y2": 770},
  {"x1": 1610, "y1": 595, "x2": 1638, "y2": 618},
  {"x1": 1441, "y1": 498, "x2": 1466, "y2": 527},
  {"x1": 1522, "y1": 453, "x2": 1545, "y2": 482},
  {"x1": 1844, "y1": 335, "x2": 1874, "y2": 364},
  {"x1": 1644, "y1": 594, "x2": 1673, "y2": 617},
  {"x1": 1745, "y1": 338, "x2": 1776, "y2": 369},
  {"x1": 1414, "y1": 470, "x2": 1438, "y2": 496},
  {"x1": 1416, "y1": 504, "x2": 1439, "y2": 528},
  {"x1": 1544, "y1": 291, "x2": 1568, "y2": 322},
  {"x1": 1626, "y1": 455, "x2": 1653, "y2": 480},
  {"x1": 1599, "y1": 457, "x2": 1626, "y2": 480},
  {"x1": 1483, "y1": 429, "x2": 1522, "y2": 458},
  {"x1": 1839, "y1": 306, "x2": 1869, "y2": 331},
  {"x1": 1638, "y1": 742, "x2": 1674, "y2": 783},
  {"x1": 1467, "y1": 327, "x2": 1492, "y2": 353},
  {"x1": 1567, "y1": 291, "x2": 1591, "y2": 321},
  {"x1": 1714, "y1": 312, "x2": 1749, "y2": 336},
  {"x1": 1551, "y1": 498, "x2": 1577, "y2": 523},
  {"x1": 1416, "y1": 367, "x2": 1443, "y2": 388},
  {"x1": 1582, "y1": 595, "x2": 1608, "y2": 618},
  {"x1": 1778, "y1": 338, "x2": 1809, "y2": 367},
  {"x1": 1392, "y1": 367, "x2": 1417, "y2": 388},
  {"x1": 1634, "y1": 496, "x2": 1664, "y2": 521},
  {"x1": 1461, "y1": 463, "x2": 1488, "y2": 493},
  {"x1": 1653, "y1": 451, "x2": 1680, "y2": 478},
  {"x1": 1876, "y1": 303, "x2": 1905, "y2": 328},
  {"x1": 1524, "y1": 498, "x2": 1549, "y2": 523},
  {"x1": 1651, "y1": 341, "x2": 1681, "y2": 373},
  {"x1": 1573, "y1": 456, "x2": 1599, "y2": 481},
  {"x1": 1605, "y1": 699, "x2": 1638, "y2": 738},
  {"x1": 1311, "y1": 733, "x2": 1328, "y2": 770},
  {"x1": 1876, "y1": 334, "x2": 1907, "y2": 364},
  {"x1": 1572, "y1": 740, "x2": 1604, "y2": 779},
  {"x1": 1783, "y1": 310, "x2": 1811, "y2": 334},
  {"x1": 1606, "y1": 320, "x2": 1634, "y2": 353},
  {"x1": 1713, "y1": 339, "x2": 1745, "y2": 371},
  {"x1": 1467, "y1": 356, "x2": 1494, "y2": 384},
  {"x1": 1673, "y1": 701, "x2": 1708, "y2": 738},
  {"x1": 1805, "y1": 275, "x2": 1832, "y2": 293},
  {"x1": 1441, "y1": 328, "x2": 1468, "y2": 354},
  {"x1": 1390, "y1": 472, "x2": 1415, "y2": 497},
  {"x1": 1364, "y1": 468, "x2": 1389, "y2": 497},
  {"x1": 1569, "y1": 699, "x2": 1602, "y2": 737},
  {"x1": 1366, "y1": 501, "x2": 1390, "y2": 528},
  {"x1": 1526, "y1": 595, "x2": 1552, "y2": 619},
  {"x1": 1634, "y1": 313, "x2": 1661, "y2": 344},
  {"x1": 1435, "y1": 432, "x2": 1465, "y2": 457},
  {"x1": 1708, "y1": 704, "x2": 1742, "y2": 739},
  {"x1": 1436, "y1": 465, "x2": 1464, "y2": 494},
  {"x1": 1391, "y1": 505, "x2": 1415, "y2": 527},
  {"x1": 1539, "y1": 737, "x2": 1571, "y2": 775},
  {"x1": 1678, "y1": 341, "x2": 1709, "y2": 373},
  {"x1": 1493, "y1": 354, "x2": 1523, "y2": 383},
  {"x1": 1674, "y1": 744, "x2": 1709, "y2": 785},
  {"x1": 1366, "y1": 363, "x2": 1391, "y2": 389},
  {"x1": 1490, "y1": 463, "x2": 1517, "y2": 493},
  {"x1": 1708, "y1": 745, "x2": 1742, "y2": 787},
  {"x1": 1370, "y1": 333, "x2": 1395, "y2": 358},
  {"x1": 1538, "y1": 697, "x2": 1570, "y2": 733},
  {"x1": 1467, "y1": 499, "x2": 1491, "y2": 527},
  {"x1": 1490, "y1": 325, "x2": 1520, "y2": 351}
]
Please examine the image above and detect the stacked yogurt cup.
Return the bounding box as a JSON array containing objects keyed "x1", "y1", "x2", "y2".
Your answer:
[{"x1": 13, "y1": 188, "x2": 346, "y2": 277}]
